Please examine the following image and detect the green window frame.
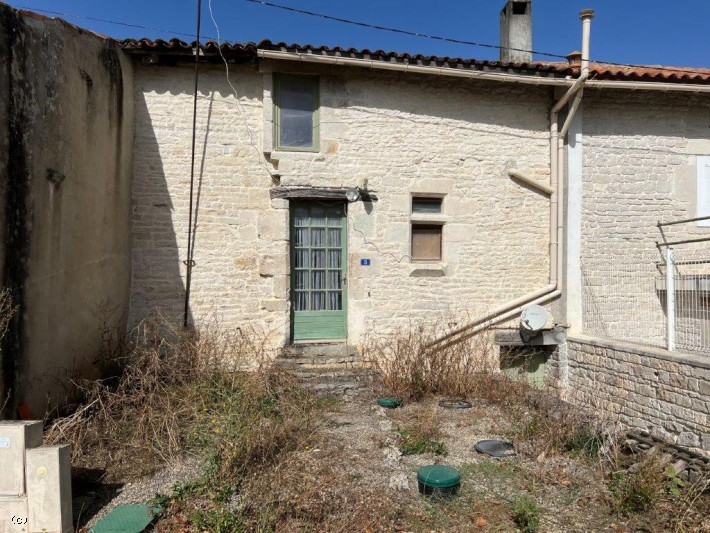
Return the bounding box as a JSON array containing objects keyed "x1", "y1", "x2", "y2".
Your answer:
[{"x1": 273, "y1": 74, "x2": 320, "y2": 152}]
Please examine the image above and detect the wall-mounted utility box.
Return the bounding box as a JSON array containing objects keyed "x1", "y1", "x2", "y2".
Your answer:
[
  {"x1": 0, "y1": 422, "x2": 43, "y2": 496},
  {"x1": 26, "y1": 445, "x2": 73, "y2": 533}
]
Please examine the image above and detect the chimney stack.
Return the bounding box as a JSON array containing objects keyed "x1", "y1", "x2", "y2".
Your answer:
[{"x1": 500, "y1": 0, "x2": 532, "y2": 63}]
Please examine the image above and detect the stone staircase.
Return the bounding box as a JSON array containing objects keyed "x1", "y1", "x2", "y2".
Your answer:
[{"x1": 273, "y1": 343, "x2": 372, "y2": 398}]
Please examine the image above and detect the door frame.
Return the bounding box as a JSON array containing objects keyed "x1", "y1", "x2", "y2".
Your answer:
[{"x1": 289, "y1": 200, "x2": 348, "y2": 343}]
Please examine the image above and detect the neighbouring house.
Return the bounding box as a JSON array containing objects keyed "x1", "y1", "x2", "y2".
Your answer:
[{"x1": 1, "y1": 1, "x2": 710, "y2": 452}]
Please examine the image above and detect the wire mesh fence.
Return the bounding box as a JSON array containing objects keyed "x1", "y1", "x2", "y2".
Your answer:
[{"x1": 582, "y1": 249, "x2": 710, "y2": 356}]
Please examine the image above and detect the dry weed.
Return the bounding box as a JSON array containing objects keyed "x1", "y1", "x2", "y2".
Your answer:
[
  {"x1": 44, "y1": 314, "x2": 307, "y2": 482},
  {"x1": 363, "y1": 320, "x2": 497, "y2": 400}
]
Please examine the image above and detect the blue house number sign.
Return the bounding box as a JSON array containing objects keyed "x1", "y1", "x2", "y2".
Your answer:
[{"x1": 360, "y1": 259, "x2": 371, "y2": 266}]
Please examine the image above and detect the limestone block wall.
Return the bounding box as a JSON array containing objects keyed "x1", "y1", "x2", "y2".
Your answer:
[
  {"x1": 129, "y1": 61, "x2": 554, "y2": 345},
  {"x1": 560, "y1": 335, "x2": 710, "y2": 455},
  {"x1": 580, "y1": 90, "x2": 710, "y2": 347}
]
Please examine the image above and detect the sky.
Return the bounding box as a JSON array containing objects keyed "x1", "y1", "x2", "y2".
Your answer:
[{"x1": 6, "y1": 0, "x2": 710, "y2": 68}]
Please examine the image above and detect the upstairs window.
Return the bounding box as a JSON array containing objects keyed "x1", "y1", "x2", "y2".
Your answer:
[{"x1": 274, "y1": 74, "x2": 319, "y2": 151}]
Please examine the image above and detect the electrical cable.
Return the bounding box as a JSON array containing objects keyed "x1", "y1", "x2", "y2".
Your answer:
[
  {"x1": 14, "y1": 5, "x2": 215, "y2": 40},
  {"x1": 183, "y1": 0, "x2": 202, "y2": 328},
  {"x1": 207, "y1": 0, "x2": 410, "y2": 265},
  {"x1": 16, "y1": 3, "x2": 710, "y2": 77},
  {"x1": 244, "y1": 0, "x2": 568, "y2": 59}
]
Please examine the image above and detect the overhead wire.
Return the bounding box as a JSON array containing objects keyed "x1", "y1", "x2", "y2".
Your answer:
[
  {"x1": 15, "y1": 3, "x2": 710, "y2": 77},
  {"x1": 207, "y1": 0, "x2": 411, "y2": 265},
  {"x1": 244, "y1": 0, "x2": 710, "y2": 77},
  {"x1": 244, "y1": 0, "x2": 568, "y2": 59}
]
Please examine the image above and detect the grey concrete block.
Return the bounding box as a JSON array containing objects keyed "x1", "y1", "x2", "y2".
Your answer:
[
  {"x1": 0, "y1": 496, "x2": 29, "y2": 533},
  {"x1": 0, "y1": 422, "x2": 42, "y2": 497},
  {"x1": 25, "y1": 445, "x2": 73, "y2": 533}
]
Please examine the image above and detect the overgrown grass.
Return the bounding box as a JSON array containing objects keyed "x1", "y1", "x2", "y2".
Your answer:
[
  {"x1": 47, "y1": 317, "x2": 710, "y2": 532},
  {"x1": 363, "y1": 320, "x2": 498, "y2": 400},
  {"x1": 511, "y1": 496, "x2": 541, "y2": 533},
  {"x1": 395, "y1": 426, "x2": 447, "y2": 456},
  {"x1": 45, "y1": 316, "x2": 322, "y2": 484}
]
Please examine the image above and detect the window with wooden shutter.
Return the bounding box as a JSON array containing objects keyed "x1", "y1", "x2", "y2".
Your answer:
[{"x1": 411, "y1": 224, "x2": 443, "y2": 261}]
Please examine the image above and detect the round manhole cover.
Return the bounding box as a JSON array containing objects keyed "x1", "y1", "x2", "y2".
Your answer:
[
  {"x1": 438, "y1": 399, "x2": 473, "y2": 409},
  {"x1": 474, "y1": 439, "x2": 515, "y2": 458}
]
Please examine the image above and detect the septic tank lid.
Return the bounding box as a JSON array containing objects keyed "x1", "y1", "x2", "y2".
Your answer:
[
  {"x1": 417, "y1": 465, "x2": 461, "y2": 488},
  {"x1": 474, "y1": 439, "x2": 515, "y2": 458},
  {"x1": 377, "y1": 397, "x2": 403, "y2": 408}
]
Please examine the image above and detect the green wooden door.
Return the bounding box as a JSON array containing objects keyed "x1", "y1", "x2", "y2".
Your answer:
[{"x1": 291, "y1": 202, "x2": 347, "y2": 341}]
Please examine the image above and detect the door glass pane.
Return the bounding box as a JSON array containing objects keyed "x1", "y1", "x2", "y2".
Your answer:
[
  {"x1": 294, "y1": 227, "x2": 309, "y2": 247},
  {"x1": 327, "y1": 270, "x2": 342, "y2": 289},
  {"x1": 312, "y1": 270, "x2": 325, "y2": 290},
  {"x1": 328, "y1": 291, "x2": 342, "y2": 310},
  {"x1": 327, "y1": 207, "x2": 343, "y2": 224},
  {"x1": 327, "y1": 228, "x2": 341, "y2": 247},
  {"x1": 311, "y1": 228, "x2": 326, "y2": 247},
  {"x1": 294, "y1": 206, "x2": 309, "y2": 226},
  {"x1": 295, "y1": 249, "x2": 309, "y2": 268},
  {"x1": 278, "y1": 77, "x2": 315, "y2": 148},
  {"x1": 295, "y1": 271, "x2": 308, "y2": 290},
  {"x1": 295, "y1": 291, "x2": 308, "y2": 311},
  {"x1": 312, "y1": 250, "x2": 325, "y2": 268},
  {"x1": 327, "y1": 250, "x2": 341, "y2": 269},
  {"x1": 312, "y1": 291, "x2": 326, "y2": 311},
  {"x1": 311, "y1": 207, "x2": 326, "y2": 226}
]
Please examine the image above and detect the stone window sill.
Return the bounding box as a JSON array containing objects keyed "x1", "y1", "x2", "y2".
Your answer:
[{"x1": 409, "y1": 263, "x2": 447, "y2": 277}]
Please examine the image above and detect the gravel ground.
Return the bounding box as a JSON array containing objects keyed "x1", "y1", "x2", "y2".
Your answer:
[{"x1": 74, "y1": 456, "x2": 201, "y2": 531}]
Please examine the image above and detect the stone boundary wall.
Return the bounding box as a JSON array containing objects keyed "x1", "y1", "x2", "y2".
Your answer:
[{"x1": 560, "y1": 335, "x2": 710, "y2": 455}]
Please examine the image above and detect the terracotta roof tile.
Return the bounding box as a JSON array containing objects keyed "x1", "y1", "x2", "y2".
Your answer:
[{"x1": 118, "y1": 38, "x2": 710, "y2": 85}]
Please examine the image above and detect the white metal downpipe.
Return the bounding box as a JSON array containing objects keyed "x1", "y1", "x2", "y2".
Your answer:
[{"x1": 432, "y1": 9, "x2": 594, "y2": 349}]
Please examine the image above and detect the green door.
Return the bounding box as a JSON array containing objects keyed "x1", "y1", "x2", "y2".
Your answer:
[{"x1": 291, "y1": 202, "x2": 347, "y2": 341}]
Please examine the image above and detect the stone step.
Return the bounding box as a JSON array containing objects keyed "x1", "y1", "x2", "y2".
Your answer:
[
  {"x1": 281, "y1": 343, "x2": 359, "y2": 359},
  {"x1": 274, "y1": 360, "x2": 373, "y2": 398}
]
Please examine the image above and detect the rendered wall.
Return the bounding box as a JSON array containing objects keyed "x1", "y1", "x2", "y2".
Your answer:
[
  {"x1": 0, "y1": 5, "x2": 134, "y2": 413},
  {"x1": 129, "y1": 61, "x2": 554, "y2": 345}
]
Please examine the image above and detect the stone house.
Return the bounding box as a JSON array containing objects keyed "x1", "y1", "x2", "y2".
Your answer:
[{"x1": 2, "y1": 2, "x2": 710, "y2": 451}]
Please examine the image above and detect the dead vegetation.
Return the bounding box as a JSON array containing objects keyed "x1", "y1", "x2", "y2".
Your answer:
[
  {"x1": 45, "y1": 316, "x2": 315, "y2": 482},
  {"x1": 363, "y1": 320, "x2": 498, "y2": 400},
  {"x1": 46, "y1": 318, "x2": 710, "y2": 532}
]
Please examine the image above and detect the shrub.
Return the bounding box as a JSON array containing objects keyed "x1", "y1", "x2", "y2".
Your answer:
[{"x1": 511, "y1": 496, "x2": 540, "y2": 532}]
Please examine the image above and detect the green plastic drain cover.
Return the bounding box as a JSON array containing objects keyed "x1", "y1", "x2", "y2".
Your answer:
[
  {"x1": 377, "y1": 397, "x2": 403, "y2": 408},
  {"x1": 90, "y1": 504, "x2": 161, "y2": 533},
  {"x1": 417, "y1": 465, "x2": 461, "y2": 496}
]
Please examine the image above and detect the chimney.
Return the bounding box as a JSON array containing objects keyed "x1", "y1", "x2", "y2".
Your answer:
[{"x1": 500, "y1": 0, "x2": 532, "y2": 63}]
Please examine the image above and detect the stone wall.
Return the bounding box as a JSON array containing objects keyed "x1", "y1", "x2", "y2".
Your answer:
[
  {"x1": 129, "y1": 60, "x2": 555, "y2": 346},
  {"x1": 0, "y1": 5, "x2": 134, "y2": 413},
  {"x1": 580, "y1": 90, "x2": 710, "y2": 347},
  {"x1": 560, "y1": 335, "x2": 710, "y2": 455}
]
